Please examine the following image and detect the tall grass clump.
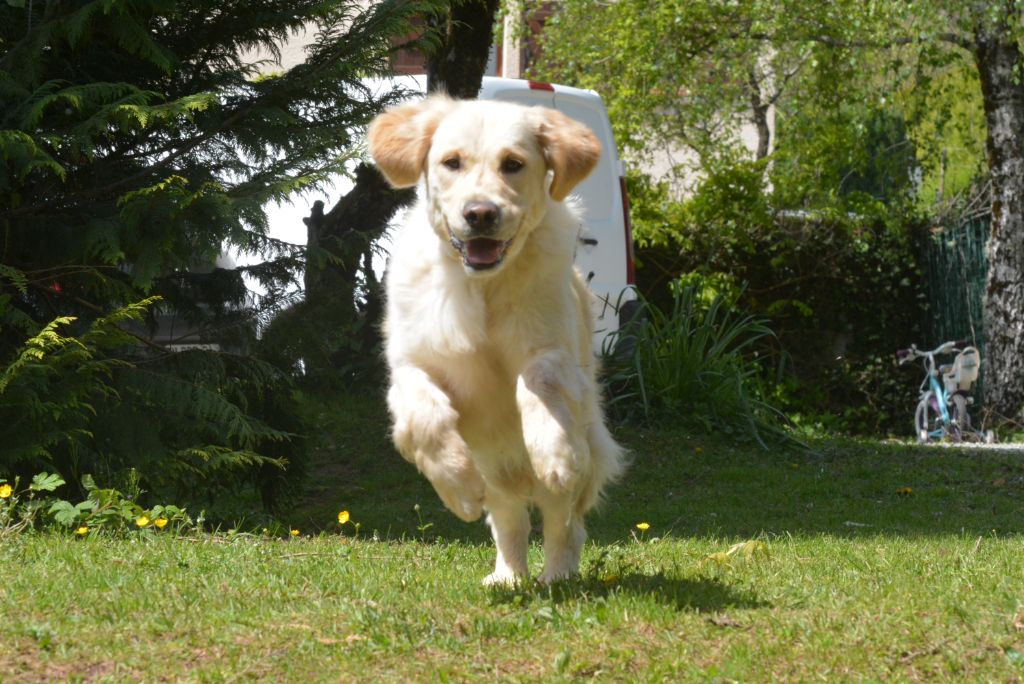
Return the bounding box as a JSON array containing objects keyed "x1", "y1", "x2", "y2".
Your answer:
[{"x1": 605, "y1": 284, "x2": 789, "y2": 446}]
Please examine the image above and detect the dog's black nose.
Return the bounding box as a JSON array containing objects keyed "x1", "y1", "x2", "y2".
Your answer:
[{"x1": 463, "y1": 201, "x2": 500, "y2": 232}]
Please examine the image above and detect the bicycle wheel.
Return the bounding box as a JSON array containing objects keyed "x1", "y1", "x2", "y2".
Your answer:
[{"x1": 914, "y1": 395, "x2": 940, "y2": 443}]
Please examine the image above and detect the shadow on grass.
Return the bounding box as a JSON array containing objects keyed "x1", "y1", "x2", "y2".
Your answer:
[
  {"x1": 583, "y1": 432, "x2": 1024, "y2": 542},
  {"x1": 486, "y1": 570, "x2": 769, "y2": 613},
  {"x1": 293, "y1": 392, "x2": 1024, "y2": 541}
]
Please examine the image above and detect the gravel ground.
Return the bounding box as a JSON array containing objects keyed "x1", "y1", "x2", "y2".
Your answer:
[{"x1": 906, "y1": 439, "x2": 1024, "y2": 451}]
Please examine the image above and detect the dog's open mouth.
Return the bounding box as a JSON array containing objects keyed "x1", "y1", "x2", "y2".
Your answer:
[{"x1": 449, "y1": 234, "x2": 511, "y2": 271}]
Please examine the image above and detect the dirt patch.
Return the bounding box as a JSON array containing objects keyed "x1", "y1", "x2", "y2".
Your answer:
[{"x1": 1, "y1": 639, "x2": 125, "y2": 683}]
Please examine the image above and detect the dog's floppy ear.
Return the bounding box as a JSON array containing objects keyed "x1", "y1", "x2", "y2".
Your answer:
[
  {"x1": 368, "y1": 95, "x2": 455, "y2": 188},
  {"x1": 535, "y1": 108, "x2": 602, "y2": 201}
]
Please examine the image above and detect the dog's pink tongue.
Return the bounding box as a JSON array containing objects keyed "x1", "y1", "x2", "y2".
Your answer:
[{"x1": 464, "y1": 238, "x2": 503, "y2": 266}]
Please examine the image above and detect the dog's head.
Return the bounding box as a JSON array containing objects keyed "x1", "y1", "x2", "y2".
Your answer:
[{"x1": 368, "y1": 96, "x2": 601, "y2": 274}]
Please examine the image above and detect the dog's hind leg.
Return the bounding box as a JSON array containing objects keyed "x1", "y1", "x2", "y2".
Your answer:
[
  {"x1": 482, "y1": 489, "x2": 530, "y2": 586},
  {"x1": 388, "y1": 365, "x2": 485, "y2": 522},
  {"x1": 535, "y1": 488, "x2": 587, "y2": 585}
]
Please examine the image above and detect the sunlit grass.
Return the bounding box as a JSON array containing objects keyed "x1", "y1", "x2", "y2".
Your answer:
[
  {"x1": 2, "y1": 393, "x2": 1023, "y2": 681},
  {"x1": 2, "y1": 528, "x2": 1022, "y2": 681}
]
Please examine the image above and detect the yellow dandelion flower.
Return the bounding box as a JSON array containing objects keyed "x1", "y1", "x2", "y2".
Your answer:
[
  {"x1": 0, "y1": 483, "x2": 12, "y2": 499},
  {"x1": 135, "y1": 515, "x2": 151, "y2": 528},
  {"x1": 290, "y1": 529, "x2": 300, "y2": 537},
  {"x1": 896, "y1": 487, "x2": 913, "y2": 496},
  {"x1": 636, "y1": 522, "x2": 651, "y2": 531},
  {"x1": 154, "y1": 518, "x2": 168, "y2": 529},
  {"x1": 338, "y1": 510, "x2": 350, "y2": 525},
  {"x1": 75, "y1": 526, "x2": 88, "y2": 536}
]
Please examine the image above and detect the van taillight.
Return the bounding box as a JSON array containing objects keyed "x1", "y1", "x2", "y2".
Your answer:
[
  {"x1": 528, "y1": 80, "x2": 555, "y2": 91},
  {"x1": 619, "y1": 176, "x2": 635, "y2": 285}
]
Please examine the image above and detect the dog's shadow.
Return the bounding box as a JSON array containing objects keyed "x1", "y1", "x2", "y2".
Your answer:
[{"x1": 487, "y1": 570, "x2": 768, "y2": 613}]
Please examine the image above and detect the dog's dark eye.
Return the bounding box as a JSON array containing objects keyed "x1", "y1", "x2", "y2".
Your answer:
[
  {"x1": 502, "y1": 158, "x2": 524, "y2": 173},
  {"x1": 443, "y1": 157, "x2": 461, "y2": 171}
]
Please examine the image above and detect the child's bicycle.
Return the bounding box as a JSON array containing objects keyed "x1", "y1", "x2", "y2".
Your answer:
[{"x1": 896, "y1": 340, "x2": 995, "y2": 444}]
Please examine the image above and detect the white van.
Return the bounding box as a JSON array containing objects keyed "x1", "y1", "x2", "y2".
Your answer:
[{"x1": 476, "y1": 78, "x2": 638, "y2": 354}]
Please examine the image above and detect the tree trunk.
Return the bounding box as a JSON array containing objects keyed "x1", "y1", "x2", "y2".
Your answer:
[
  {"x1": 973, "y1": 8, "x2": 1024, "y2": 421},
  {"x1": 746, "y1": 67, "x2": 771, "y2": 161},
  {"x1": 427, "y1": 0, "x2": 501, "y2": 97},
  {"x1": 303, "y1": 164, "x2": 414, "y2": 302},
  {"x1": 299, "y1": 0, "x2": 501, "y2": 378},
  {"x1": 299, "y1": 164, "x2": 414, "y2": 378}
]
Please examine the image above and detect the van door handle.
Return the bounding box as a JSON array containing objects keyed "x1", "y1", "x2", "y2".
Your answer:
[{"x1": 579, "y1": 237, "x2": 598, "y2": 246}]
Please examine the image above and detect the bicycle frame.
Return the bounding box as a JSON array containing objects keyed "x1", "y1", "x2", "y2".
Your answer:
[
  {"x1": 920, "y1": 355, "x2": 950, "y2": 441},
  {"x1": 898, "y1": 338, "x2": 996, "y2": 443},
  {"x1": 897, "y1": 340, "x2": 968, "y2": 443}
]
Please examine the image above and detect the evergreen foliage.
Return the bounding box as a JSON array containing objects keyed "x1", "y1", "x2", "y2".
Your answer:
[{"x1": 0, "y1": 0, "x2": 434, "y2": 513}]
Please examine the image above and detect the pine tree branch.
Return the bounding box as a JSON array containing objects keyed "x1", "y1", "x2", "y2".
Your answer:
[{"x1": 18, "y1": 280, "x2": 171, "y2": 355}]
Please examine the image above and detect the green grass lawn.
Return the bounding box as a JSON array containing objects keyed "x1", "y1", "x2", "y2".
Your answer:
[{"x1": 2, "y1": 394, "x2": 1023, "y2": 681}]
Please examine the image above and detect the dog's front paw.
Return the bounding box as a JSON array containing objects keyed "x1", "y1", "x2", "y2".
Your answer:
[
  {"x1": 444, "y1": 493, "x2": 484, "y2": 522},
  {"x1": 524, "y1": 416, "x2": 589, "y2": 495},
  {"x1": 531, "y1": 432, "x2": 587, "y2": 495},
  {"x1": 535, "y1": 457, "x2": 581, "y2": 495},
  {"x1": 429, "y1": 461, "x2": 486, "y2": 522}
]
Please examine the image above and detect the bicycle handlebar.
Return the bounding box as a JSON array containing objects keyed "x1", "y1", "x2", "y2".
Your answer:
[{"x1": 896, "y1": 339, "x2": 974, "y2": 364}]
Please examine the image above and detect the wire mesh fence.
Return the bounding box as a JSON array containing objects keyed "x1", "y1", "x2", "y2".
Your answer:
[
  {"x1": 925, "y1": 214, "x2": 988, "y2": 345},
  {"x1": 923, "y1": 213, "x2": 989, "y2": 393}
]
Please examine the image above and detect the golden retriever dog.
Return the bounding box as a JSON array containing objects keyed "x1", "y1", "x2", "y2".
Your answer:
[{"x1": 368, "y1": 96, "x2": 624, "y2": 585}]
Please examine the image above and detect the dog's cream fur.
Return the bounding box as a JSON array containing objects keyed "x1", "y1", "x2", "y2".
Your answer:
[{"x1": 368, "y1": 96, "x2": 624, "y2": 585}]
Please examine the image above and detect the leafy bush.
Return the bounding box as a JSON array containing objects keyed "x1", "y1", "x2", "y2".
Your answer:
[
  {"x1": 630, "y1": 168, "x2": 927, "y2": 434},
  {"x1": 0, "y1": 297, "x2": 158, "y2": 467},
  {"x1": 0, "y1": 472, "x2": 67, "y2": 537},
  {"x1": 0, "y1": 285, "x2": 305, "y2": 520},
  {"x1": 605, "y1": 283, "x2": 788, "y2": 446},
  {"x1": 0, "y1": 471, "x2": 193, "y2": 539},
  {"x1": 257, "y1": 296, "x2": 386, "y2": 389}
]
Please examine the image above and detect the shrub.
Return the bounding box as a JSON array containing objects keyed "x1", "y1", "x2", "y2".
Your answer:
[
  {"x1": 630, "y1": 169, "x2": 926, "y2": 435},
  {"x1": 605, "y1": 283, "x2": 789, "y2": 446},
  {"x1": 0, "y1": 288, "x2": 303, "y2": 520},
  {"x1": 0, "y1": 471, "x2": 194, "y2": 539}
]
